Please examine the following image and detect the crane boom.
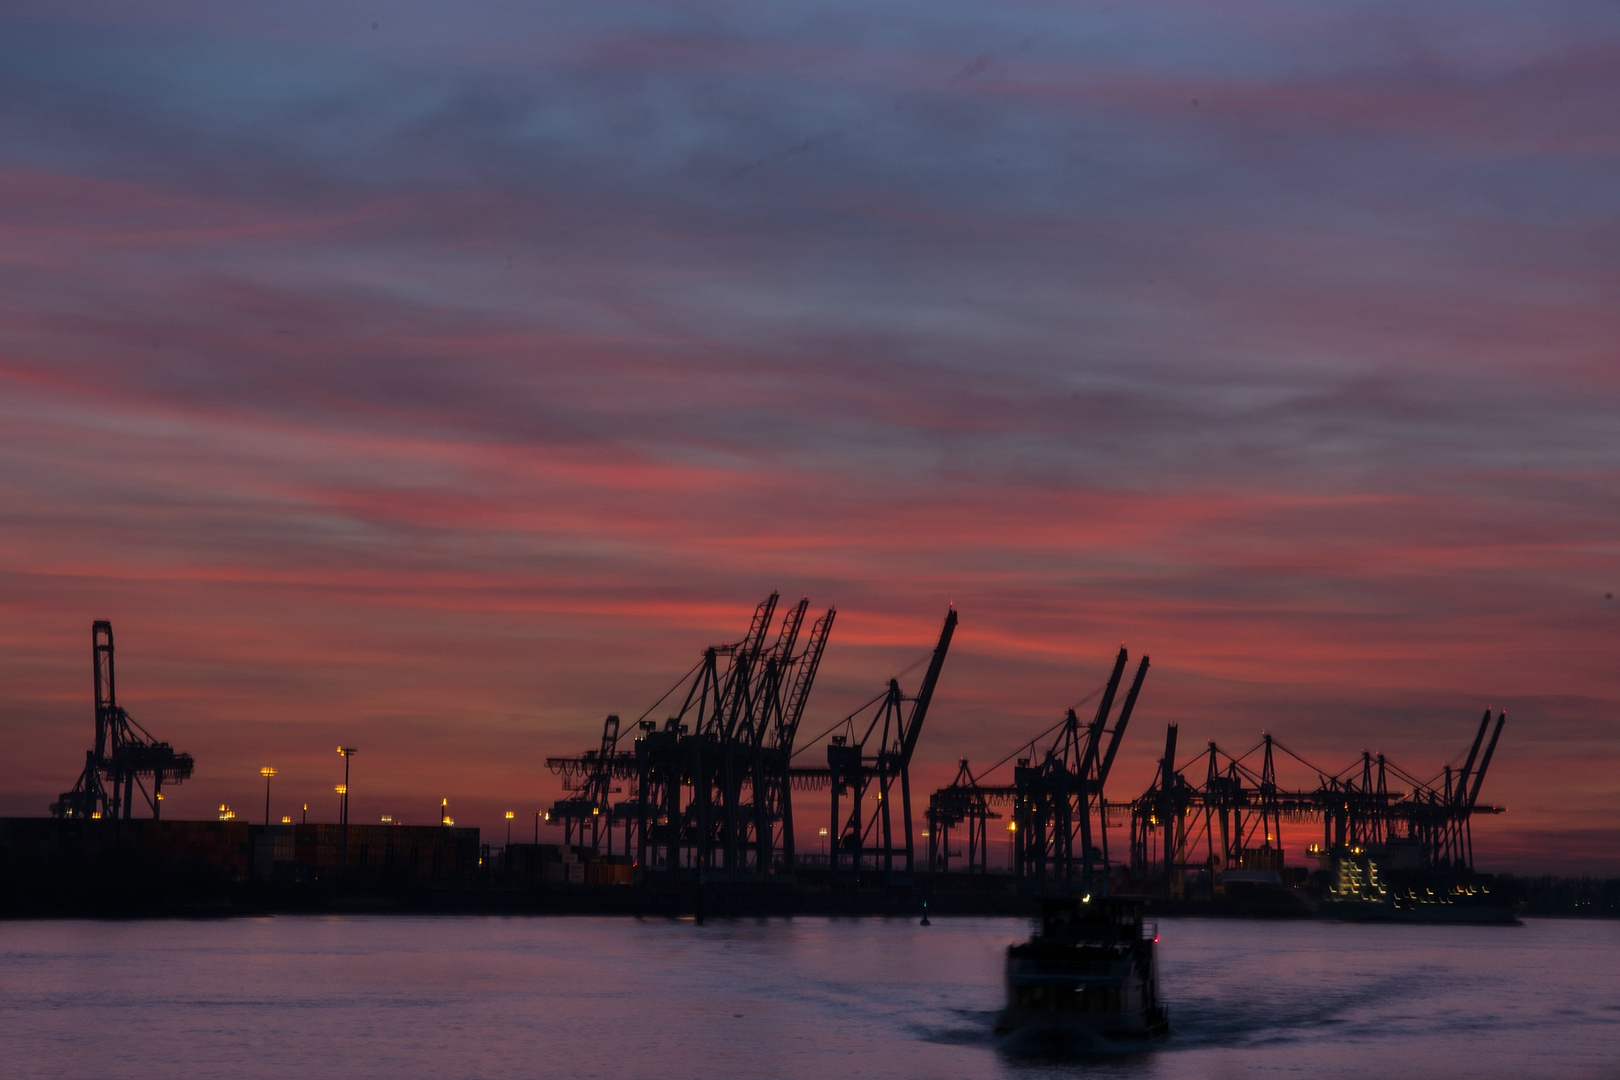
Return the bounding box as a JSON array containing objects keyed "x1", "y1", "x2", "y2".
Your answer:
[
  {"x1": 1465, "y1": 711, "x2": 1506, "y2": 811},
  {"x1": 776, "y1": 608, "x2": 834, "y2": 752},
  {"x1": 718, "y1": 593, "x2": 779, "y2": 741},
  {"x1": 1098, "y1": 655, "x2": 1150, "y2": 787},
  {"x1": 899, "y1": 608, "x2": 958, "y2": 765},
  {"x1": 1452, "y1": 709, "x2": 1492, "y2": 808}
]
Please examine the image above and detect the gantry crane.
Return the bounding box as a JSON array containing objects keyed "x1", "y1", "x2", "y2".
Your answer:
[
  {"x1": 925, "y1": 757, "x2": 998, "y2": 875},
  {"x1": 1126, "y1": 711, "x2": 1507, "y2": 896},
  {"x1": 924, "y1": 645, "x2": 1150, "y2": 895},
  {"x1": 824, "y1": 608, "x2": 957, "y2": 885},
  {"x1": 52, "y1": 621, "x2": 194, "y2": 820},
  {"x1": 545, "y1": 594, "x2": 836, "y2": 879}
]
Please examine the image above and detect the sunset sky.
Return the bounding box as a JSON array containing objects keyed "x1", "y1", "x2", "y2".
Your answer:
[{"x1": 1, "y1": 1, "x2": 1616, "y2": 873}]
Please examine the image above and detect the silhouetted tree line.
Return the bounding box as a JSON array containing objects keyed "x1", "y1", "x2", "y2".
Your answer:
[{"x1": 1498, "y1": 875, "x2": 1620, "y2": 917}]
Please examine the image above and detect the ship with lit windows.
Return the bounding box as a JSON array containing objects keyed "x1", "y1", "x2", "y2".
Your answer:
[
  {"x1": 994, "y1": 895, "x2": 1169, "y2": 1043},
  {"x1": 1315, "y1": 838, "x2": 1517, "y2": 923}
]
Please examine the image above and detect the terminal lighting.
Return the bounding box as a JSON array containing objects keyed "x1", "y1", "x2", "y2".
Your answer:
[
  {"x1": 335, "y1": 748, "x2": 356, "y2": 860},
  {"x1": 260, "y1": 766, "x2": 277, "y2": 825}
]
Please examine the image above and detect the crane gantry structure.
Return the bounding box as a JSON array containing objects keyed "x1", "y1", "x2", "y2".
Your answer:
[
  {"x1": 1124, "y1": 711, "x2": 1507, "y2": 894},
  {"x1": 925, "y1": 646, "x2": 1149, "y2": 895},
  {"x1": 51, "y1": 621, "x2": 195, "y2": 821},
  {"x1": 922, "y1": 650, "x2": 1507, "y2": 902},
  {"x1": 546, "y1": 606, "x2": 1515, "y2": 904},
  {"x1": 819, "y1": 606, "x2": 955, "y2": 884},
  {"x1": 546, "y1": 596, "x2": 956, "y2": 883}
]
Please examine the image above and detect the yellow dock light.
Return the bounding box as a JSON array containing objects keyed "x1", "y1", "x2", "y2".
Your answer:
[{"x1": 260, "y1": 767, "x2": 277, "y2": 824}]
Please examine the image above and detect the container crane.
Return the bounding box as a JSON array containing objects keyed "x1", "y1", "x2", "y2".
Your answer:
[
  {"x1": 52, "y1": 621, "x2": 194, "y2": 820},
  {"x1": 826, "y1": 607, "x2": 957, "y2": 885}
]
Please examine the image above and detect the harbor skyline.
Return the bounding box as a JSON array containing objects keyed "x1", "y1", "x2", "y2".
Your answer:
[{"x1": 2, "y1": 1, "x2": 1617, "y2": 874}]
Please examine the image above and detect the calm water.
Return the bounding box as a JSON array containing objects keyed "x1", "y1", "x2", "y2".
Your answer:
[{"x1": 2, "y1": 915, "x2": 1617, "y2": 1079}]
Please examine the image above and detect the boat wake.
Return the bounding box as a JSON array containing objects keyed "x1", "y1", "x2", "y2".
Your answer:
[
  {"x1": 993, "y1": 1022, "x2": 1157, "y2": 1060},
  {"x1": 912, "y1": 1008, "x2": 1000, "y2": 1047},
  {"x1": 915, "y1": 1009, "x2": 1156, "y2": 1062}
]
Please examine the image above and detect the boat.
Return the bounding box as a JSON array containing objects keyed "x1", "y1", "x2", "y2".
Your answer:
[
  {"x1": 994, "y1": 895, "x2": 1169, "y2": 1044},
  {"x1": 1315, "y1": 842, "x2": 1518, "y2": 924}
]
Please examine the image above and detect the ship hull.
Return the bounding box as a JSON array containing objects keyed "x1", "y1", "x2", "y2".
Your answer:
[{"x1": 1319, "y1": 899, "x2": 1517, "y2": 924}]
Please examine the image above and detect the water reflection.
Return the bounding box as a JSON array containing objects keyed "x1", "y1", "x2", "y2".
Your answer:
[{"x1": 1, "y1": 916, "x2": 1615, "y2": 1080}]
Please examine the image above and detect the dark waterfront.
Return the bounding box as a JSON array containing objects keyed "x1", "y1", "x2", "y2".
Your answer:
[{"x1": 3, "y1": 916, "x2": 1615, "y2": 1079}]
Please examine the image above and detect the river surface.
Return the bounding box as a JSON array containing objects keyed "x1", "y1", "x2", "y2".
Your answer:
[{"x1": 2, "y1": 915, "x2": 1616, "y2": 1079}]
